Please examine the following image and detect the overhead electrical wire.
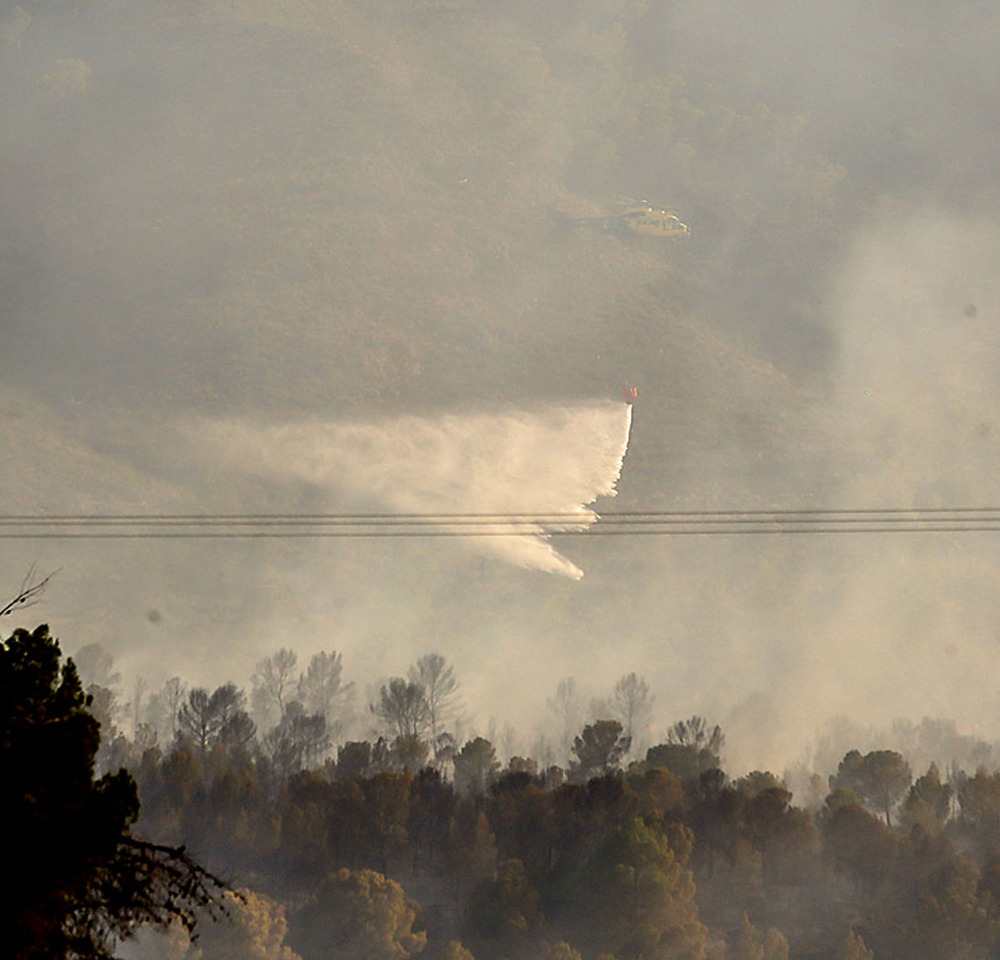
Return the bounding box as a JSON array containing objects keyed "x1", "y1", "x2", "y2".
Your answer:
[{"x1": 3, "y1": 508, "x2": 1000, "y2": 538}]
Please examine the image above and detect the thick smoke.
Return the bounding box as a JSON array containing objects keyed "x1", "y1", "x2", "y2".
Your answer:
[{"x1": 3, "y1": 0, "x2": 1000, "y2": 779}]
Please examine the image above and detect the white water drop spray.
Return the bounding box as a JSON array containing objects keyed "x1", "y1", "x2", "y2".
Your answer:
[{"x1": 192, "y1": 400, "x2": 633, "y2": 578}]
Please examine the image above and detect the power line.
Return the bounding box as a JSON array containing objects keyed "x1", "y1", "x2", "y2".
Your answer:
[
  {"x1": 5, "y1": 507, "x2": 1000, "y2": 521},
  {"x1": 3, "y1": 509, "x2": 1000, "y2": 538}
]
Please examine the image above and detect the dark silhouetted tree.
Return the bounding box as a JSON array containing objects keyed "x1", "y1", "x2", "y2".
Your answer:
[
  {"x1": 453, "y1": 737, "x2": 500, "y2": 796},
  {"x1": 391, "y1": 734, "x2": 430, "y2": 773},
  {"x1": 178, "y1": 683, "x2": 248, "y2": 752},
  {"x1": 178, "y1": 687, "x2": 217, "y2": 751},
  {"x1": 569, "y1": 719, "x2": 631, "y2": 782},
  {"x1": 263, "y1": 702, "x2": 328, "y2": 782},
  {"x1": 902, "y1": 762, "x2": 953, "y2": 835},
  {"x1": 667, "y1": 715, "x2": 725, "y2": 754},
  {"x1": 645, "y1": 742, "x2": 720, "y2": 782},
  {"x1": 337, "y1": 740, "x2": 374, "y2": 780},
  {"x1": 0, "y1": 623, "x2": 225, "y2": 959},
  {"x1": 146, "y1": 676, "x2": 186, "y2": 745},
  {"x1": 299, "y1": 650, "x2": 353, "y2": 740},
  {"x1": 362, "y1": 772, "x2": 412, "y2": 873},
  {"x1": 831, "y1": 749, "x2": 912, "y2": 827},
  {"x1": 823, "y1": 801, "x2": 898, "y2": 894},
  {"x1": 409, "y1": 652, "x2": 461, "y2": 758},
  {"x1": 373, "y1": 678, "x2": 430, "y2": 740},
  {"x1": 957, "y1": 768, "x2": 1000, "y2": 838},
  {"x1": 643, "y1": 717, "x2": 724, "y2": 783}
]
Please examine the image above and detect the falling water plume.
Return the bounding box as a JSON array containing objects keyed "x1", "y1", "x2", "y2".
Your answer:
[{"x1": 192, "y1": 401, "x2": 634, "y2": 579}]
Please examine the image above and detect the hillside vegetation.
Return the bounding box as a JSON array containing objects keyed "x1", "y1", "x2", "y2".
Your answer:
[{"x1": 2, "y1": 0, "x2": 853, "y2": 420}]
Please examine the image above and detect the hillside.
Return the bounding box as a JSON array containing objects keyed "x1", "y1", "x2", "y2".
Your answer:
[
  {"x1": 2, "y1": 0, "x2": 837, "y2": 408},
  {"x1": 4, "y1": 0, "x2": 1000, "y2": 770},
  {"x1": 1, "y1": 0, "x2": 846, "y2": 511}
]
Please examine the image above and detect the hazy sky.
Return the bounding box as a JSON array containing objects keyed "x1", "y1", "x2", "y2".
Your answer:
[{"x1": 3, "y1": 0, "x2": 1000, "y2": 777}]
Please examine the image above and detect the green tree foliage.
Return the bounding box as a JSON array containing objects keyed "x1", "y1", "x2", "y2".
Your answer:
[
  {"x1": 546, "y1": 774, "x2": 639, "y2": 876},
  {"x1": 586, "y1": 818, "x2": 706, "y2": 960},
  {"x1": 278, "y1": 771, "x2": 334, "y2": 880},
  {"x1": 762, "y1": 929, "x2": 789, "y2": 960},
  {"x1": 50, "y1": 632, "x2": 1000, "y2": 960},
  {"x1": 735, "y1": 782, "x2": 817, "y2": 889},
  {"x1": 736, "y1": 771, "x2": 785, "y2": 797},
  {"x1": 489, "y1": 774, "x2": 557, "y2": 872},
  {"x1": 290, "y1": 868, "x2": 427, "y2": 960},
  {"x1": 464, "y1": 858, "x2": 542, "y2": 943},
  {"x1": 157, "y1": 746, "x2": 204, "y2": 815},
  {"x1": 27, "y1": 629, "x2": 1000, "y2": 960},
  {"x1": 630, "y1": 767, "x2": 685, "y2": 824},
  {"x1": 0, "y1": 624, "x2": 225, "y2": 959},
  {"x1": 408, "y1": 767, "x2": 456, "y2": 873}
]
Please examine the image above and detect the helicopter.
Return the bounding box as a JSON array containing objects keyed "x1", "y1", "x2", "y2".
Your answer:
[{"x1": 562, "y1": 199, "x2": 690, "y2": 239}]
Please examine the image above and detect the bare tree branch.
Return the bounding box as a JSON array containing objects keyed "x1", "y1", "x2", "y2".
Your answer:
[{"x1": 1, "y1": 567, "x2": 57, "y2": 619}]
